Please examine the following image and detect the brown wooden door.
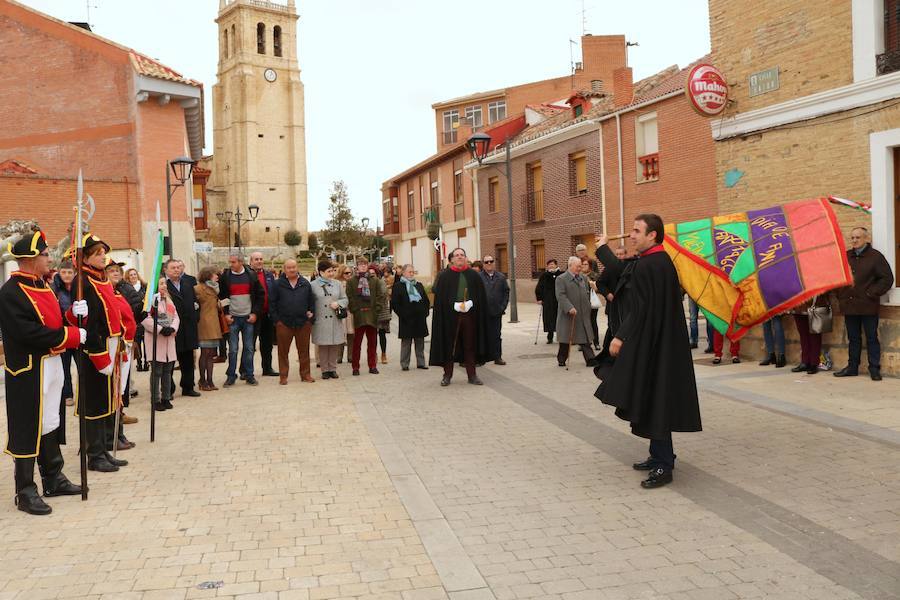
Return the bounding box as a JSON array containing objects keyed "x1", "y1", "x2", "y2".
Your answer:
[{"x1": 894, "y1": 148, "x2": 900, "y2": 286}]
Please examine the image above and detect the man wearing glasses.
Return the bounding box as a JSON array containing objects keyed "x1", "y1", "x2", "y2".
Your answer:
[
  {"x1": 479, "y1": 255, "x2": 510, "y2": 365},
  {"x1": 834, "y1": 227, "x2": 894, "y2": 381}
]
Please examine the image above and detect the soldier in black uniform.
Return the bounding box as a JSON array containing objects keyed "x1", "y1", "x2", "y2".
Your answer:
[{"x1": 0, "y1": 230, "x2": 85, "y2": 515}]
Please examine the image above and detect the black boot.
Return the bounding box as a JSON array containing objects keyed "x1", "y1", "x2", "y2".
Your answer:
[
  {"x1": 759, "y1": 353, "x2": 775, "y2": 366},
  {"x1": 546, "y1": 332, "x2": 553, "y2": 344},
  {"x1": 14, "y1": 458, "x2": 52, "y2": 515},
  {"x1": 37, "y1": 431, "x2": 81, "y2": 497},
  {"x1": 775, "y1": 354, "x2": 786, "y2": 368},
  {"x1": 86, "y1": 419, "x2": 118, "y2": 472}
]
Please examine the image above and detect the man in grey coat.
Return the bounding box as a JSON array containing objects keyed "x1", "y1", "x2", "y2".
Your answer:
[
  {"x1": 555, "y1": 256, "x2": 596, "y2": 367},
  {"x1": 480, "y1": 255, "x2": 510, "y2": 365}
]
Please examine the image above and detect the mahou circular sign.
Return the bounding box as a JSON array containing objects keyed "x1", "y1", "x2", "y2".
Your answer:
[{"x1": 685, "y1": 64, "x2": 728, "y2": 117}]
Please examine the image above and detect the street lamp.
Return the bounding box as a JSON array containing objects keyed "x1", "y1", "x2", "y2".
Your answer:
[
  {"x1": 467, "y1": 131, "x2": 518, "y2": 323},
  {"x1": 215, "y1": 210, "x2": 235, "y2": 255},
  {"x1": 165, "y1": 156, "x2": 196, "y2": 258},
  {"x1": 361, "y1": 217, "x2": 370, "y2": 261},
  {"x1": 235, "y1": 203, "x2": 260, "y2": 254}
]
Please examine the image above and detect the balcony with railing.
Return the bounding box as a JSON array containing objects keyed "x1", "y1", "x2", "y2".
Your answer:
[
  {"x1": 382, "y1": 220, "x2": 400, "y2": 236},
  {"x1": 523, "y1": 190, "x2": 544, "y2": 223},
  {"x1": 638, "y1": 153, "x2": 659, "y2": 182}
]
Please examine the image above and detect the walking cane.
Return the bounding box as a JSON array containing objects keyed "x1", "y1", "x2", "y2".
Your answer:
[
  {"x1": 150, "y1": 295, "x2": 159, "y2": 443},
  {"x1": 565, "y1": 311, "x2": 577, "y2": 371},
  {"x1": 533, "y1": 305, "x2": 543, "y2": 345}
]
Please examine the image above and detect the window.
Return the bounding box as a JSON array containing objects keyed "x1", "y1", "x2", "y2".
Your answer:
[
  {"x1": 526, "y1": 162, "x2": 543, "y2": 222},
  {"x1": 488, "y1": 100, "x2": 507, "y2": 123},
  {"x1": 257, "y1": 22, "x2": 266, "y2": 54},
  {"x1": 224, "y1": 28, "x2": 229, "y2": 58},
  {"x1": 442, "y1": 110, "x2": 459, "y2": 144},
  {"x1": 192, "y1": 182, "x2": 208, "y2": 231},
  {"x1": 427, "y1": 169, "x2": 440, "y2": 226},
  {"x1": 273, "y1": 25, "x2": 282, "y2": 57},
  {"x1": 495, "y1": 243, "x2": 508, "y2": 275},
  {"x1": 464, "y1": 105, "x2": 483, "y2": 129},
  {"x1": 488, "y1": 176, "x2": 499, "y2": 213},
  {"x1": 531, "y1": 239, "x2": 546, "y2": 277},
  {"x1": 574, "y1": 104, "x2": 583, "y2": 118},
  {"x1": 453, "y1": 160, "x2": 465, "y2": 221},
  {"x1": 231, "y1": 24, "x2": 236, "y2": 52},
  {"x1": 636, "y1": 112, "x2": 659, "y2": 182},
  {"x1": 407, "y1": 186, "x2": 415, "y2": 232},
  {"x1": 570, "y1": 151, "x2": 588, "y2": 195}
]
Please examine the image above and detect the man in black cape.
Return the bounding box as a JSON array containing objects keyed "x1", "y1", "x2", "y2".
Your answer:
[
  {"x1": 534, "y1": 259, "x2": 562, "y2": 343},
  {"x1": 594, "y1": 214, "x2": 701, "y2": 489},
  {"x1": 429, "y1": 248, "x2": 490, "y2": 386}
]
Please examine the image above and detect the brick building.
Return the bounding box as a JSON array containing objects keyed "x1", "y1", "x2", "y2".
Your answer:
[
  {"x1": 475, "y1": 59, "x2": 718, "y2": 301},
  {"x1": 0, "y1": 0, "x2": 203, "y2": 275},
  {"x1": 383, "y1": 34, "x2": 633, "y2": 281},
  {"x1": 709, "y1": 0, "x2": 900, "y2": 374}
]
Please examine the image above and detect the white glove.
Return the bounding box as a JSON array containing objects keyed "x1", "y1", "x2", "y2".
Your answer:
[
  {"x1": 99, "y1": 364, "x2": 113, "y2": 376},
  {"x1": 78, "y1": 328, "x2": 87, "y2": 344},
  {"x1": 72, "y1": 300, "x2": 88, "y2": 318},
  {"x1": 194, "y1": 302, "x2": 200, "y2": 311},
  {"x1": 453, "y1": 300, "x2": 473, "y2": 313}
]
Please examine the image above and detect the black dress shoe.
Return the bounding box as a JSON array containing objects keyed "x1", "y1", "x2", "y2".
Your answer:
[
  {"x1": 689, "y1": 342, "x2": 698, "y2": 349},
  {"x1": 494, "y1": 359, "x2": 506, "y2": 366},
  {"x1": 182, "y1": 390, "x2": 201, "y2": 397},
  {"x1": 401, "y1": 366, "x2": 410, "y2": 371},
  {"x1": 807, "y1": 365, "x2": 818, "y2": 375},
  {"x1": 417, "y1": 365, "x2": 429, "y2": 370},
  {"x1": 632, "y1": 458, "x2": 653, "y2": 471},
  {"x1": 43, "y1": 477, "x2": 82, "y2": 497},
  {"x1": 153, "y1": 402, "x2": 167, "y2": 412},
  {"x1": 640, "y1": 468, "x2": 673, "y2": 489},
  {"x1": 558, "y1": 361, "x2": 566, "y2": 367},
  {"x1": 871, "y1": 370, "x2": 883, "y2": 381},
  {"x1": 162, "y1": 400, "x2": 174, "y2": 410},
  {"x1": 775, "y1": 354, "x2": 786, "y2": 368},
  {"x1": 88, "y1": 456, "x2": 119, "y2": 472},
  {"x1": 352, "y1": 370, "x2": 360, "y2": 376},
  {"x1": 245, "y1": 377, "x2": 258, "y2": 386},
  {"x1": 330, "y1": 371, "x2": 339, "y2": 379},
  {"x1": 834, "y1": 367, "x2": 858, "y2": 377},
  {"x1": 791, "y1": 363, "x2": 809, "y2": 373},
  {"x1": 440, "y1": 376, "x2": 451, "y2": 386},
  {"x1": 369, "y1": 368, "x2": 379, "y2": 374},
  {"x1": 103, "y1": 452, "x2": 128, "y2": 467},
  {"x1": 262, "y1": 370, "x2": 279, "y2": 377},
  {"x1": 468, "y1": 376, "x2": 483, "y2": 385},
  {"x1": 759, "y1": 353, "x2": 775, "y2": 366}
]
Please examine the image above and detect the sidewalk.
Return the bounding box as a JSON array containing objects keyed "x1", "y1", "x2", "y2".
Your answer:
[{"x1": 0, "y1": 302, "x2": 896, "y2": 599}]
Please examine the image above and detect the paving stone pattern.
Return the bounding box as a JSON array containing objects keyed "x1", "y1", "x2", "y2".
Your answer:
[{"x1": 0, "y1": 302, "x2": 898, "y2": 599}]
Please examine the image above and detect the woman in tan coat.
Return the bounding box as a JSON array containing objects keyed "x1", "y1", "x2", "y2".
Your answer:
[{"x1": 195, "y1": 266, "x2": 224, "y2": 391}]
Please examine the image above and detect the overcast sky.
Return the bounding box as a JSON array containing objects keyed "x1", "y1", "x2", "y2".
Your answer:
[{"x1": 19, "y1": 0, "x2": 710, "y2": 230}]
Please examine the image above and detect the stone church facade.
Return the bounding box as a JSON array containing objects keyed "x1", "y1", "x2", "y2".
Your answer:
[{"x1": 202, "y1": 0, "x2": 309, "y2": 253}]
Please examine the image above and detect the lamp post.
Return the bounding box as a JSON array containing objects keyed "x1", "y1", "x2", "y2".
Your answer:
[
  {"x1": 467, "y1": 131, "x2": 518, "y2": 323},
  {"x1": 166, "y1": 156, "x2": 197, "y2": 258},
  {"x1": 361, "y1": 217, "x2": 370, "y2": 261},
  {"x1": 215, "y1": 210, "x2": 235, "y2": 255},
  {"x1": 235, "y1": 203, "x2": 260, "y2": 254}
]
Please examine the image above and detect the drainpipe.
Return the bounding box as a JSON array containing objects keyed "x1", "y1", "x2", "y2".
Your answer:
[
  {"x1": 472, "y1": 168, "x2": 481, "y2": 259},
  {"x1": 615, "y1": 112, "x2": 625, "y2": 237}
]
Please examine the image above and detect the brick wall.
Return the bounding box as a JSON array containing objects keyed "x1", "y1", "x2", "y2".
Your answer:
[
  {"x1": 601, "y1": 94, "x2": 718, "y2": 238},
  {"x1": 0, "y1": 175, "x2": 139, "y2": 250},
  {"x1": 709, "y1": 0, "x2": 853, "y2": 114},
  {"x1": 135, "y1": 100, "x2": 192, "y2": 224},
  {"x1": 0, "y1": 9, "x2": 136, "y2": 181}
]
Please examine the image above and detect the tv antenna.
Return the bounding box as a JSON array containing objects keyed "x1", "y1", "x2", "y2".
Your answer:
[{"x1": 86, "y1": 0, "x2": 99, "y2": 29}]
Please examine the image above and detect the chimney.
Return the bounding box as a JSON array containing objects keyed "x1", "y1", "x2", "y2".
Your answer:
[
  {"x1": 579, "y1": 34, "x2": 627, "y2": 84},
  {"x1": 613, "y1": 67, "x2": 634, "y2": 108}
]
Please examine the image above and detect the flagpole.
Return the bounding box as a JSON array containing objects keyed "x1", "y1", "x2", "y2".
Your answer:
[{"x1": 74, "y1": 170, "x2": 89, "y2": 501}]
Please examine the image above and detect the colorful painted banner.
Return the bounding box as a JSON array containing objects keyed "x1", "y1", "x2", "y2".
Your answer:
[
  {"x1": 664, "y1": 197, "x2": 853, "y2": 341},
  {"x1": 142, "y1": 229, "x2": 164, "y2": 313}
]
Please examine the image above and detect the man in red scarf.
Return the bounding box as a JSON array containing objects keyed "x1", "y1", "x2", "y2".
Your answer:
[
  {"x1": 428, "y1": 248, "x2": 490, "y2": 386},
  {"x1": 594, "y1": 214, "x2": 701, "y2": 489}
]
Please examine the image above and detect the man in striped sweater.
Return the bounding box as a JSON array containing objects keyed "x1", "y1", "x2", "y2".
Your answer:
[{"x1": 219, "y1": 254, "x2": 265, "y2": 387}]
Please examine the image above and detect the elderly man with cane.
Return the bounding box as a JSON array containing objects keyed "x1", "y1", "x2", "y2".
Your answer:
[{"x1": 555, "y1": 256, "x2": 596, "y2": 368}]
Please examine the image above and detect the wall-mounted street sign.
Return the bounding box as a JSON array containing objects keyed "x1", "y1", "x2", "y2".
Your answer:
[
  {"x1": 749, "y1": 67, "x2": 780, "y2": 97},
  {"x1": 685, "y1": 64, "x2": 729, "y2": 117},
  {"x1": 193, "y1": 241, "x2": 213, "y2": 254}
]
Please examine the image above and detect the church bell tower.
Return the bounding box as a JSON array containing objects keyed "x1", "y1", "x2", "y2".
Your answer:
[{"x1": 211, "y1": 0, "x2": 308, "y2": 249}]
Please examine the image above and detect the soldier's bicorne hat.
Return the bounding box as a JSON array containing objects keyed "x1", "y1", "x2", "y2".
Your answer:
[
  {"x1": 65, "y1": 233, "x2": 111, "y2": 259},
  {"x1": 7, "y1": 230, "x2": 48, "y2": 258}
]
